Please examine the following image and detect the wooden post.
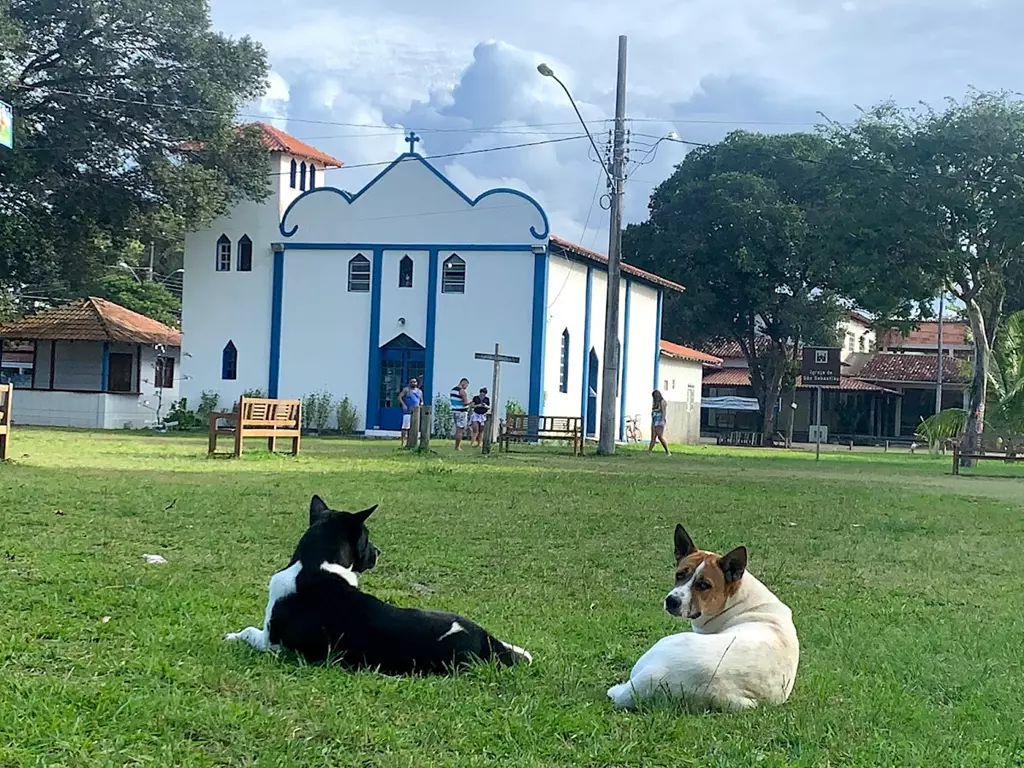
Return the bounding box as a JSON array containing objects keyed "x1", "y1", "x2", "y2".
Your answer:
[
  {"x1": 482, "y1": 414, "x2": 493, "y2": 454},
  {"x1": 418, "y1": 405, "x2": 431, "y2": 451},
  {"x1": 408, "y1": 406, "x2": 421, "y2": 450},
  {"x1": 473, "y1": 343, "x2": 521, "y2": 448}
]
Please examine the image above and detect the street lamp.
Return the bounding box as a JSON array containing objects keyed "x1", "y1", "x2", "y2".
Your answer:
[{"x1": 538, "y1": 36, "x2": 629, "y2": 455}]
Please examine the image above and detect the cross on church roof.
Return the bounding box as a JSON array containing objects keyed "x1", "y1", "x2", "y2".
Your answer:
[{"x1": 405, "y1": 132, "x2": 420, "y2": 153}]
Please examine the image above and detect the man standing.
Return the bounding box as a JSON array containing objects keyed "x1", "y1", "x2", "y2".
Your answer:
[
  {"x1": 449, "y1": 378, "x2": 471, "y2": 450},
  {"x1": 398, "y1": 376, "x2": 423, "y2": 446}
]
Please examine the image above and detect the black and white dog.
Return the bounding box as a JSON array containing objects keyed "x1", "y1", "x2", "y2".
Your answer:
[{"x1": 225, "y1": 495, "x2": 533, "y2": 674}]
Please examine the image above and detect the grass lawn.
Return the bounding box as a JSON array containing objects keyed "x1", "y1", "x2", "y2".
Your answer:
[{"x1": 2, "y1": 429, "x2": 1024, "y2": 767}]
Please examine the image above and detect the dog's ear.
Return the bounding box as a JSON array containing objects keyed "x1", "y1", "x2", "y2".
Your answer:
[
  {"x1": 309, "y1": 495, "x2": 330, "y2": 526},
  {"x1": 354, "y1": 504, "x2": 378, "y2": 524},
  {"x1": 674, "y1": 523, "x2": 697, "y2": 561},
  {"x1": 718, "y1": 546, "x2": 747, "y2": 584}
]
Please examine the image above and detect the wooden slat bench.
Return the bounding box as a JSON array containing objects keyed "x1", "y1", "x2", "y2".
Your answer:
[
  {"x1": 952, "y1": 440, "x2": 1024, "y2": 474},
  {"x1": 208, "y1": 396, "x2": 302, "y2": 457},
  {"x1": 500, "y1": 414, "x2": 583, "y2": 456},
  {"x1": 0, "y1": 383, "x2": 11, "y2": 461}
]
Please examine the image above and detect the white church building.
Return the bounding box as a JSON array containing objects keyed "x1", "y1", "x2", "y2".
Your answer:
[{"x1": 180, "y1": 124, "x2": 684, "y2": 438}]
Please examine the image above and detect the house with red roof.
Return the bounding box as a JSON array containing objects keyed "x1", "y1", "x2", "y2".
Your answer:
[
  {"x1": 656, "y1": 341, "x2": 722, "y2": 443},
  {"x1": 691, "y1": 311, "x2": 971, "y2": 443},
  {"x1": 180, "y1": 125, "x2": 685, "y2": 438},
  {"x1": 0, "y1": 298, "x2": 182, "y2": 428}
]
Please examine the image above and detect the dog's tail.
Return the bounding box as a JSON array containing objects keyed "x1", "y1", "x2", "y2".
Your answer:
[{"x1": 485, "y1": 634, "x2": 534, "y2": 667}]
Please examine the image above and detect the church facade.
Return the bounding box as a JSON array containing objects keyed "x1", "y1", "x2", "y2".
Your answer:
[{"x1": 180, "y1": 126, "x2": 684, "y2": 438}]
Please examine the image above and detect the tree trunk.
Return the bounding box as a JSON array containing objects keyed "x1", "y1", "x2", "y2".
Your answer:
[
  {"x1": 785, "y1": 385, "x2": 798, "y2": 448},
  {"x1": 961, "y1": 297, "x2": 992, "y2": 468}
]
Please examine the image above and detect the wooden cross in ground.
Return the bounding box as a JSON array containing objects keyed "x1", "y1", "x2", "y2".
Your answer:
[{"x1": 473, "y1": 342, "x2": 520, "y2": 453}]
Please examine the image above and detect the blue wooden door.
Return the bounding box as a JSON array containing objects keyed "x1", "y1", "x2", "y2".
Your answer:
[{"x1": 377, "y1": 335, "x2": 426, "y2": 430}]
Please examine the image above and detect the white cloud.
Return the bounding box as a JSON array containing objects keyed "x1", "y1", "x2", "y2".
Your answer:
[{"x1": 217, "y1": 0, "x2": 1024, "y2": 247}]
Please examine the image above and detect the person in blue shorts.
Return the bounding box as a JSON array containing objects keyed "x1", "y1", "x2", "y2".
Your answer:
[
  {"x1": 648, "y1": 389, "x2": 670, "y2": 454},
  {"x1": 398, "y1": 377, "x2": 423, "y2": 446}
]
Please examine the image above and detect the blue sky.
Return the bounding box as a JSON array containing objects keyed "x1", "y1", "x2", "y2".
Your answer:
[{"x1": 210, "y1": 0, "x2": 1022, "y2": 254}]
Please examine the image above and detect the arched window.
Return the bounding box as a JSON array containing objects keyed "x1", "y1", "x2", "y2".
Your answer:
[
  {"x1": 222, "y1": 341, "x2": 237, "y2": 380},
  {"x1": 399, "y1": 255, "x2": 413, "y2": 288},
  {"x1": 289, "y1": 159, "x2": 297, "y2": 188},
  {"x1": 348, "y1": 254, "x2": 371, "y2": 292},
  {"x1": 559, "y1": 329, "x2": 570, "y2": 393},
  {"x1": 237, "y1": 235, "x2": 253, "y2": 272},
  {"x1": 299, "y1": 161, "x2": 307, "y2": 191},
  {"x1": 442, "y1": 254, "x2": 466, "y2": 294},
  {"x1": 309, "y1": 164, "x2": 316, "y2": 189},
  {"x1": 216, "y1": 234, "x2": 231, "y2": 271}
]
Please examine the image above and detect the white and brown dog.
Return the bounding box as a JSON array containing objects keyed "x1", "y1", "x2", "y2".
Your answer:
[{"x1": 607, "y1": 523, "x2": 799, "y2": 712}]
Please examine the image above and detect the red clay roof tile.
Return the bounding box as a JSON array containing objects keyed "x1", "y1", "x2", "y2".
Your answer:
[
  {"x1": 0, "y1": 298, "x2": 181, "y2": 347},
  {"x1": 548, "y1": 236, "x2": 685, "y2": 293},
  {"x1": 660, "y1": 340, "x2": 722, "y2": 365}
]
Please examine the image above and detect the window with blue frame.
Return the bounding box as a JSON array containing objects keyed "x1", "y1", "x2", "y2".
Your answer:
[
  {"x1": 237, "y1": 235, "x2": 253, "y2": 271},
  {"x1": 222, "y1": 341, "x2": 237, "y2": 380},
  {"x1": 309, "y1": 164, "x2": 316, "y2": 188},
  {"x1": 558, "y1": 329, "x2": 570, "y2": 393},
  {"x1": 299, "y1": 161, "x2": 307, "y2": 191},
  {"x1": 289, "y1": 159, "x2": 297, "y2": 188},
  {"x1": 348, "y1": 254, "x2": 370, "y2": 292}
]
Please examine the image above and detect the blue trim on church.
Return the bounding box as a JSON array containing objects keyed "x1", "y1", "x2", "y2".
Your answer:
[
  {"x1": 280, "y1": 242, "x2": 536, "y2": 252},
  {"x1": 653, "y1": 289, "x2": 663, "y2": 390},
  {"x1": 268, "y1": 249, "x2": 285, "y2": 397},
  {"x1": 279, "y1": 153, "x2": 550, "y2": 240},
  {"x1": 423, "y1": 248, "x2": 440, "y2": 408},
  {"x1": 619, "y1": 280, "x2": 632, "y2": 442},
  {"x1": 365, "y1": 248, "x2": 385, "y2": 429},
  {"x1": 528, "y1": 250, "x2": 549, "y2": 423},
  {"x1": 580, "y1": 266, "x2": 593, "y2": 420}
]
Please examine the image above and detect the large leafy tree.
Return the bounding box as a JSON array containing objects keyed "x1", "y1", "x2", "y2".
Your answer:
[
  {"x1": 827, "y1": 91, "x2": 1024, "y2": 462},
  {"x1": 0, "y1": 0, "x2": 271, "y2": 295},
  {"x1": 91, "y1": 271, "x2": 180, "y2": 327},
  {"x1": 624, "y1": 131, "x2": 921, "y2": 442}
]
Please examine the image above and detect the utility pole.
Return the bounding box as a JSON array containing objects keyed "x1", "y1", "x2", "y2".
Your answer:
[
  {"x1": 935, "y1": 289, "x2": 945, "y2": 415},
  {"x1": 147, "y1": 242, "x2": 155, "y2": 282},
  {"x1": 597, "y1": 34, "x2": 628, "y2": 456}
]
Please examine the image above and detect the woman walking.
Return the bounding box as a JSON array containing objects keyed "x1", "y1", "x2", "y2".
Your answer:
[{"x1": 649, "y1": 390, "x2": 670, "y2": 454}]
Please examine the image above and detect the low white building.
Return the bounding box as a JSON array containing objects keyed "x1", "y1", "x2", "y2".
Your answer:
[
  {"x1": 180, "y1": 125, "x2": 685, "y2": 438},
  {"x1": 657, "y1": 340, "x2": 722, "y2": 444},
  {"x1": 0, "y1": 297, "x2": 181, "y2": 429}
]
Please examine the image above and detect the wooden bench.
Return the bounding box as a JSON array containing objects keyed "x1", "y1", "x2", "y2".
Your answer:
[
  {"x1": 500, "y1": 414, "x2": 583, "y2": 455},
  {"x1": 0, "y1": 383, "x2": 11, "y2": 461},
  {"x1": 208, "y1": 396, "x2": 302, "y2": 457},
  {"x1": 952, "y1": 439, "x2": 1024, "y2": 474}
]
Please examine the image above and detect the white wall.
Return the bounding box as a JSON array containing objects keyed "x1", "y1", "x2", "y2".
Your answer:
[
  {"x1": 433, "y1": 251, "x2": 534, "y2": 413},
  {"x1": 279, "y1": 157, "x2": 548, "y2": 246},
  {"x1": 14, "y1": 391, "x2": 154, "y2": 429},
  {"x1": 622, "y1": 281, "x2": 659, "y2": 434},
  {"x1": 276, "y1": 249, "x2": 371, "y2": 416},
  {"x1": 659, "y1": 355, "x2": 704, "y2": 444},
  {"x1": 180, "y1": 155, "x2": 281, "y2": 406},
  {"x1": 542, "y1": 257, "x2": 589, "y2": 417},
  {"x1": 545, "y1": 260, "x2": 664, "y2": 438},
  {"x1": 379, "y1": 250, "x2": 429, "y2": 347}
]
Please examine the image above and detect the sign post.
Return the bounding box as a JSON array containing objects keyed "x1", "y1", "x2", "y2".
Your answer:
[
  {"x1": 800, "y1": 347, "x2": 841, "y2": 461},
  {"x1": 473, "y1": 343, "x2": 521, "y2": 454}
]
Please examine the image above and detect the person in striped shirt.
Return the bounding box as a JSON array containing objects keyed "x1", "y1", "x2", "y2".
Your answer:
[{"x1": 450, "y1": 378, "x2": 471, "y2": 450}]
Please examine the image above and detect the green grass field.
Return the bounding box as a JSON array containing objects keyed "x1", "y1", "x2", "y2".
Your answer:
[{"x1": 2, "y1": 429, "x2": 1023, "y2": 767}]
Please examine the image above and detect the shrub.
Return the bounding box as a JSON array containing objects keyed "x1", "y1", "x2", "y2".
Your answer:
[
  {"x1": 432, "y1": 393, "x2": 453, "y2": 438},
  {"x1": 302, "y1": 390, "x2": 334, "y2": 432},
  {"x1": 165, "y1": 390, "x2": 220, "y2": 430},
  {"x1": 336, "y1": 396, "x2": 360, "y2": 435},
  {"x1": 505, "y1": 398, "x2": 525, "y2": 417}
]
